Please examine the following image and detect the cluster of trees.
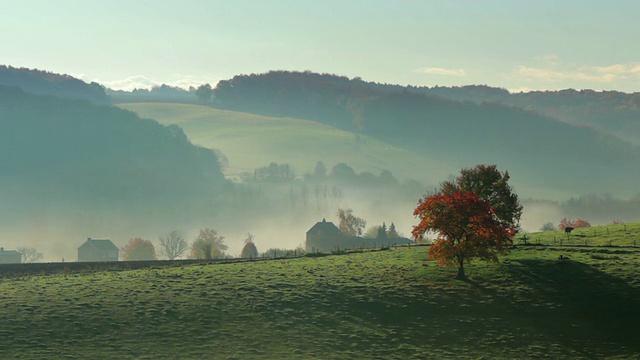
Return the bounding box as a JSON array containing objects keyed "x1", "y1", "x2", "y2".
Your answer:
[
  {"x1": 243, "y1": 161, "x2": 399, "y2": 188},
  {"x1": 413, "y1": 165, "x2": 521, "y2": 280},
  {"x1": 120, "y1": 228, "x2": 229, "y2": 261},
  {"x1": 539, "y1": 218, "x2": 592, "y2": 232},
  {"x1": 558, "y1": 217, "x2": 591, "y2": 230},
  {"x1": 363, "y1": 222, "x2": 401, "y2": 239},
  {"x1": 108, "y1": 84, "x2": 196, "y2": 104}
]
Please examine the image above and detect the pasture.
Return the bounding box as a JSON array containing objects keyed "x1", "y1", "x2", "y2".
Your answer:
[
  {"x1": 117, "y1": 102, "x2": 454, "y2": 183},
  {"x1": 1, "y1": 239, "x2": 639, "y2": 359}
]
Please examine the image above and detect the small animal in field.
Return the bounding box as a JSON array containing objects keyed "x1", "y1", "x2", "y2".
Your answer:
[{"x1": 564, "y1": 227, "x2": 574, "y2": 234}]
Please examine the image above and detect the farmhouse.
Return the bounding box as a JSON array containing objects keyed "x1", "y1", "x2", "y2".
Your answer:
[
  {"x1": 77, "y1": 238, "x2": 119, "y2": 262},
  {"x1": 305, "y1": 219, "x2": 413, "y2": 252},
  {"x1": 0, "y1": 247, "x2": 22, "y2": 264}
]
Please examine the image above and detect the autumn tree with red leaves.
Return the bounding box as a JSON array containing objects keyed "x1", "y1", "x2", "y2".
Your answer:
[
  {"x1": 413, "y1": 191, "x2": 516, "y2": 280},
  {"x1": 558, "y1": 217, "x2": 591, "y2": 229},
  {"x1": 121, "y1": 238, "x2": 157, "y2": 261}
]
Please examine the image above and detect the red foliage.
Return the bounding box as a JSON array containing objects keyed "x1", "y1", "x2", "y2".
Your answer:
[
  {"x1": 558, "y1": 217, "x2": 591, "y2": 229},
  {"x1": 240, "y1": 241, "x2": 259, "y2": 259},
  {"x1": 413, "y1": 191, "x2": 515, "y2": 279}
]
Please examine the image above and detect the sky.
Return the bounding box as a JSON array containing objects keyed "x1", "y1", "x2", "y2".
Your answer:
[{"x1": 2, "y1": 0, "x2": 640, "y2": 92}]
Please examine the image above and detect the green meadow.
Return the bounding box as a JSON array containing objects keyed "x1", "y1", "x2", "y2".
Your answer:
[
  {"x1": 1, "y1": 224, "x2": 639, "y2": 359},
  {"x1": 520, "y1": 222, "x2": 640, "y2": 247},
  {"x1": 117, "y1": 103, "x2": 455, "y2": 182}
]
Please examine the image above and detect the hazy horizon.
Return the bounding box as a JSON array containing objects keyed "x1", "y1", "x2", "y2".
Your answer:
[{"x1": 2, "y1": 1, "x2": 640, "y2": 92}]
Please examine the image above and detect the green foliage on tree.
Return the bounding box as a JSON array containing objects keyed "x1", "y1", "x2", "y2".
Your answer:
[
  {"x1": 440, "y1": 164, "x2": 523, "y2": 230},
  {"x1": 195, "y1": 83, "x2": 213, "y2": 103},
  {"x1": 191, "y1": 228, "x2": 227, "y2": 260},
  {"x1": 387, "y1": 222, "x2": 399, "y2": 238},
  {"x1": 337, "y1": 208, "x2": 366, "y2": 237}
]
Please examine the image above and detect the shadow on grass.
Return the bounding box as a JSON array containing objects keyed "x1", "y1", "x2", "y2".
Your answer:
[{"x1": 496, "y1": 258, "x2": 640, "y2": 351}]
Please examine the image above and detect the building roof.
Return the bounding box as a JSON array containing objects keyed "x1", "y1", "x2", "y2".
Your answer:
[
  {"x1": 306, "y1": 218, "x2": 342, "y2": 236},
  {"x1": 0, "y1": 247, "x2": 21, "y2": 256},
  {"x1": 78, "y1": 238, "x2": 119, "y2": 252}
]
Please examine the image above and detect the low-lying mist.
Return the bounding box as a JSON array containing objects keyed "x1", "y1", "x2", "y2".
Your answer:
[{"x1": 3, "y1": 168, "x2": 639, "y2": 262}]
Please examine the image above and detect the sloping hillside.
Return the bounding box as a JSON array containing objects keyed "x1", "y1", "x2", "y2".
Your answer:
[
  {"x1": 0, "y1": 86, "x2": 228, "y2": 256},
  {"x1": 0, "y1": 65, "x2": 109, "y2": 104},
  {"x1": 118, "y1": 103, "x2": 455, "y2": 184},
  {"x1": 1, "y1": 245, "x2": 638, "y2": 359},
  {"x1": 210, "y1": 71, "x2": 640, "y2": 197}
]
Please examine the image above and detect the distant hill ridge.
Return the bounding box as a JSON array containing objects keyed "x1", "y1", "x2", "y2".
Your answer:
[
  {"x1": 0, "y1": 65, "x2": 109, "y2": 104},
  {"x1": 210, "y1": 71, "x2": 640, "y2": 197}
]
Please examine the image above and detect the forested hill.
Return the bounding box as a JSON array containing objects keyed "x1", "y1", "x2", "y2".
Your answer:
[
  {"x1": 0, "y1": 86, "x2": 227, "y2": 228},
  {"x1": 414, "y1": 86, "x2": 640, "y2": 146},
  {"x1": 212, "y1": 71, "x2": 640, "y2": 196},
  {"x1": 0, "y1": 65, "x2": 109, "y2": 104}
]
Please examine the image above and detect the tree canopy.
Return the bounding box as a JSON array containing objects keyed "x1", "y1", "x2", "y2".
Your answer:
[
  {"x1": 440, "y1": 164, "x2": 522, "y2": 230},
  {"x1": 413, "y1": 191, "x2": 515, "y2": 280},
  {"x1": 337, "y1": 208, "x2": 366, "y2": 237},
  {"x1": 121, "y1": 238, "x2": 156, "y2": 261},
  {"x1": 191, "y1": 228, "x2": 227, "y2": 260}
]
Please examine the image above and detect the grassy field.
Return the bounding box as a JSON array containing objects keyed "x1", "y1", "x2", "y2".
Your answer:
[
  {"x1": 117, "y1": 102, "x2": 455, "y2": 183},
  {"x1": 520, "y1": 222, "x2": 640, "y2": 247},
  {"x1": 1, "y1": 236, "x2": 639, "y2": 359}
]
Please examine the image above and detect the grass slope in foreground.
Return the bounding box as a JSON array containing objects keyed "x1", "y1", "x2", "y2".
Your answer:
[
  {"x1": 1, "y1": 245, "x2": 639, "y2": 359},
  {"x1": 117, "y1": 102, "x2": 454, "y2": 182}
]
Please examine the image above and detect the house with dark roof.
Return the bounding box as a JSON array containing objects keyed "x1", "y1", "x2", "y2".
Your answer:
[
  {"x1": 306, "y1": 219, "x2": 413, "y2": 252},
  {"x1": 0, "y1": 247, "x2": 22, "y2": 264},
  {"x1": 77, "y1": 238, "x2": 119, "y2": 262},
  {"x1": 306, "y1": 218, "x2": 345, "y2": 252}
]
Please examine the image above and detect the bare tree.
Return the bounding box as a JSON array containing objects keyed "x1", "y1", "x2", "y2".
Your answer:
[
  {"x1": 17, "y1": 247, "x2": 44, "y2": 263},
  {"x1": 158, "y1": 231, "x2": 189, "y2": 260}
]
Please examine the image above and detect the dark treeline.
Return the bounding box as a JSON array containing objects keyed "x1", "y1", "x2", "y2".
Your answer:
[
  {"x1": 211, "y1": 71, "x2": 640, "y2": 196},
  {"x1": 0, "y1": 65, "x2": 109, "y2": 104},
  {"x1": 108, "y1": 85, "x2": 197, "y2": 104}
]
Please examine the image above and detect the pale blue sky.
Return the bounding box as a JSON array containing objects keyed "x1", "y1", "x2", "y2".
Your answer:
[{"x1": 2, "y1": 0, "x2": 639, "y2": 92}]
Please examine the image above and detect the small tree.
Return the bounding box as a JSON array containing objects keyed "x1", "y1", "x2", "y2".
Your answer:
[
  {"x1": 158, "y1": 230, "x2": 189, "y2": 260},
  {"x1": 337, "y1": 208, "x2": 366, "y2": 237},
  {"x1": 240, "y1": 234, "x2": 259, "y2": 259},
  {"x1": 540, "y1": 222, "x2": 556, "y2": 232},
  {"x1": 364, "y1": 225, "x2": 382, "y2": 239},
  {"x1": 413, "y1": 191, "x2": 515, "y2": 280},
  {"x1": 387, "y1": 222, "x2": 400, "y2": 238},
  {"x1": 377, "y1": 222, "x2": 388, "y2": 239},
  {"x1": 17, "y1": 247, "x2": 44, "y2": 263},
  {"x1": 121, "y1": 238, "x2": 156, "y2": 261},
  {"x1": 191, "y1": 228, "x2": 227, "y2": 260}
]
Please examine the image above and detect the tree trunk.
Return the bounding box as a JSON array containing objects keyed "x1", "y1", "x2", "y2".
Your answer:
[{"x1": 456, "y1": 258, "x2": 466, "y2": 280}]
